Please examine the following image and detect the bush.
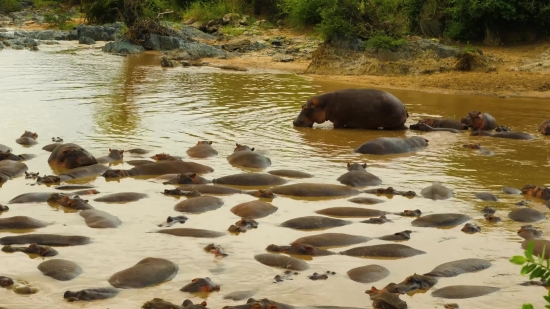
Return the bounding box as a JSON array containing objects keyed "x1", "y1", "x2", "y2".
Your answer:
[
  {"x1": 365, "y1": 31, "x2": 405, "y2": 50},
  {"x1": 183, "y1": 0, "x2": 248, "y2": 22},
  {"x1": 44, "y1": 8, "x2": 72, "y2": 29},
  {"x1": 0, "y1": 0, "x2": 22, "y2": 13}
]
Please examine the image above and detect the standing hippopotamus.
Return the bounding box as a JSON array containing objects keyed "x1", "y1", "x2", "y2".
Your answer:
[
  {"x1": 227, "y1": 144, "x2": 271, "y2": 169},
  {"x1": 354, "y1": 137, "x2": 428, "y2": 155},
  {"x1": 16, "y1": 131, "x2": 38, "y2": 145},
  {"x1": 48, "y1": 143, "x2": 98, "y2": 169},
  {"x1": 470, "y1": 130, "x2": 535, "y2": 140},
  {"x1": 293, "y1": 89, "x2": 409, "y2": 130},
  {"x1": 539, "y1": 119, "x2": 550, "y2": 135},
  {"x1": 337, "y1": 163, "x2": 382, "y2": 187},
  {"x1": 96, "y1": 149, "x2": 124, "y2": 164},
  {"x1": 187, "y1": 141, "x2": 218, "y2": 158},
  {"x1": 461, "y1": 111, "x2": 497, "y2": 131},
  {"x1": 415, "y1": 118, "x2": 467, "y2": 130}
]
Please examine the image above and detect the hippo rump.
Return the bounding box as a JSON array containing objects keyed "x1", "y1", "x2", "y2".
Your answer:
[
  {"x1": 0, "y1": 160, "x2": 28, "y2": 182},
  {"x1": 102, "y1": 161, "x2": 214, "y2": 178},
  {"x1": 293, "y1": 89, "x2": 409, "y2": 130},
  {"x1": 413, "y1": 118, "x2": 467, "y2": 130},
  {"x1": 354, "y1": 137, "x2": 428, "y2": 155},
  {"x1": 461, "y1": 111, "x2": 497, "y2": 131},
  {"x1": 48, "y1": 143, "x2": 98, "y2": 169},
  {"x1": 470, "y1": 130, "x2": 535, "y2": 140},
  {"x1": 539, "y1": 119, "x2": 550, "y2": 135}
]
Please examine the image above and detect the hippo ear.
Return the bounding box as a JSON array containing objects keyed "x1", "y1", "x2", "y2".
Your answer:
[
  {"x1": 208, "y1": 141, "x2": 213, "y2": 144},
  {"x1": 362, "y1": 163, "x2": 367, "y2": 168},
  {"x1": 190, "y1": 173, "x2": 197, "y2": 178},
  {"x1": 119, "y1": 150, "x2": 124, "y2": 154},
  {"x1": 347, "y1": 163, "x2": 351, "y2": 168},
  {"x1": 236, "y1": 143, "x2": 240, "y2": 147},
  {"x1": 306, "y1": 97, "x2": 321, "y2": 109},
  {"x1": 251, "y1": 147, "x2": 255, "y2": 151},
  {"x1": 109, "y1": 148, "x2": 112, "y2": 152},
  {"x1": 200, "y1": 301, "x2": 207, "y2": 307},
  {"x1": 191, "y1": 278, "x2": 199, "y2": 283}
]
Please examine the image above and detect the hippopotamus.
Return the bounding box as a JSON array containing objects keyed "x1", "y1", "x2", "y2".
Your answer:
[
  {"x1": 143, "y1": 298, "x2": 209, "y2": 309},
  {"x1": 424, "y1": 259, "x2": 491, "y2": 277},
  {"x1": 126, "y1": 148, "x2": 150, "y2": 154},
  {"x1": 420, "y1": 182, "x2": 453, "y2": 200},
  {"x1": 180, "y1": 277, "x2": 220, "y2": 293},
  {"x1": 0, "y1": 216, "x2": 49, "y2": 230},
  {"x1": 366, "y1": 287, "x2": 408, "y2": 309},
  {"x1": 293, "y1": 89, "x2": 408, "y2": 130},
  {"x1": 348, "y1": 197, "x2": 385, "y2": 204},
  {"x1": 463, "y1": 143, "x2": 494, "y2": 155},
  {"x1": 522, "y1": 184, "x2": 550, "y2": 200},
  {"x1": 266, "y1": 242, "x2": 335, "y2": 256},
  {"x1": 470, "y1": 130, "x2": 535, "y2": 140},
  {"x1": 163, "y1": 188, "x2": 202, "y2": 197},
  {"x1": 49, "y1": 194, "x2": 94, "y2": 210},
  {"x1": 56, "y1": 185, "x2": 96, "y2": 190},
  {"x1": 222, "y1": 298, "x2": 294, "y2": 309},
  {"x1": 228, "y1": 218, "x2": 258, "y2": 233},
  {"x1": 0, "y1": 150, "x2": 33, "y2": 161},
  {"x1": 508, "y1": 208, "x2": 545, "y2": 223},
  {"x1": 174, "y1": 196, "x2": 224, "y2": 213},
  {"x1": 0, "y1": 234, "x2": 91, "y2": 246},
  {"x1": 502, "y1": 186, "x2": 522, "y2": 194},
  {"x1": 0, "y1": 160, "x2": 28, "y2": 182},
  {"x1": 126, "y1": 159, "x2": 156, "y2": 166},
  {"x1": 223, "y1": 290, "x2": 257, "y2": 301},
  {"x1": 495, "y1": 125, "x2": 511, "y2": 132},
  {"x1": 268, "y1": 169, "x2": 314, "y2": 178},
  {"x1": 411, "y1": 213, "x2": 470, "y2": 228},
  {"x1": 102, "y1": 161, "x2": 214, "y2": 178},
  {"x1": 227, "y1": 144, "x2": 272, "y2": 169},
  {"x1": 42, "y1": 142, "x2": 61, "y2": 152},
  {"x1": 280, "y1": 216, "x2": 351, "y2": 230},
  {"x1": 150, "y1": 153, "x2": 182, "y2": 161},
  {"x1": 383, "y1": 274, "x2": 438, "y2": 294},
  {"x1": 48, "y1": 143, "x2": 98, "y2": 169},
  {"x1": 162, "y1": 173, "x2": 212, "y2": 185},
  {"x1": 484, "y1": 213, "x2": 501, "y2": 222},
  {"x1": 363, "y1": 187, "x2": 417, "y2": 198},
  {"x1": 38, "y1": 259, "x2": 82, "y2": 281},
  {"x1": 158, "y1": 216, "x2": 188, "y2": 227},
  {"x1": 481, "y1": 207, "x2": 496, "y2": 215},
  {"x1": 80, "y1": 209, "x2": 122, "y2": 228},
  {"x1": 175, "y1": 184, "x2": 242, "y2": 195},
  {"x1": 354, "y1": 137, "x2": 428, "y2": 155},
  {"x1": 522, "y1": 237, "x2": 550, "y2": 259},
  {"x1": 96, "y1": 149, "x2": 124, "y2": 164},
  {"x1": 292, "y1": 233, "x2": 371, "y2": 248},
  {"x1": 16, "y1": 131, "x2": 38, "y2": 145},
  {"x1": 0, "y1": 144, "x2": 12, "y2": 153},
  {"x1": 539, "y1": 119, "x2": 550, "y2": 135},
  {"x1": 55, "y1": 164, "x2": 109, "y2": 182},
  {"x1": 0, "y1": 204, "x2": 8, "y2": 212},
  {"x1": 431, "y1": 285, "x2": 500, "y2": 299},
  {"x1": 415, "y1": 118, "x2": 467, "y2": 130},
  {"x1": 518, "y1": 225, "x2": 542, "y2": 239},
  {"x1": 393, "y1": 209, "x2": 421, "y2": 217},
  {"x1": 204, "y1": 244, "x2": 228, "y2": 257},
  {"x1": 243, "y1": 189, "x2": 276, "y2": 199},
  {"x1": 25, "y1": 171, "x2": 39, "y2": 179},
  {"x1": 336, "y1": 163, "x2": 382, "y2": 187},
  {"x1": 8, "y1": 192, "x2": 76, "y2": 204},
  {"x1": 378, "y1": 230, "x2": 412, "y2": 241},
  {"x1": 35, "y1": 174, "x2": 61, "y2": 185},
  {"x1": 461, "y1": 111, "x2": 497, "y2": 131},
  {"x1": 474, "y1": 192, "x2": 498, "y2": 201},
  {"x1": 213, "y1": 173, "x2": 287, "y2": 187},
  {"x1": 2, "y1": 243, "x2": 58, "y2": 257},
  {"x1": 230, "y1": 200, "x2": 278, "y2": 219},
  {"x1": 347, "y1": 265, "x2": 389, "y2": 283},
  {"x1": 340, "y1": 244, "x2": 426, "y2": 259},
  {"x1": 409, "y1": 123, "x2": 463, "y2": 133},
  {"x1": 254, "y1": 253, "x2": 309, "y2": 271},
  {"x1": 156, "y1": 228, "x2": 225, "y2": 238},
  {"x1": 461, "y1": 223, "x2": 481, "y2": 234},
  {"x1": 94, "y1": 192, "x2": 148, "y2": 203},
  {"x1": 315, "y1": 207, "x2": 386, "y2": 218},
  {"x1": 187, "y1": 141, "x2": 218, "y2": 158},
  {"x1": 271, "y1": 183, "x2": 360, "y2": 198},
  {"x1": 64, "y1": 287, "x2": 120, "y2": 302},
  {"x1": 109, "y1": 257, "x2": 178, "y2": 288},
  {"x1": 361, "y1": 215, "x2": 391, "y2": 224}
]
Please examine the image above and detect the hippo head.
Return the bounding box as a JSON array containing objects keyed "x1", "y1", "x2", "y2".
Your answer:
[
  {"x1": 0, "y1": 150, "x2": 22, "y2": 161},
  {"x1": 409, "y1": 122, "x2": 432, "y2": 131},
  {"x1": 21, "y1": 130, "x2": 38, "y2": 139},
  {"x1": 253, "y1": 189, "x2": 275, "y2": 199},
  {"x1": 59, "y1": 146, "x2": 98, "y2": 169},
  {"x1": 484, "y1": 213, "x2": 501, "y2": 222},
  {"x1": 418, "y1": 118, "x2": 436, "y2": 126},
  {"x1": 402, "y1": 210, "x2": 421, "y2": 217},
  {"x1": 234, "y1": 143, "x2": 254, "y2": 152},
  {"x1": 222, "y1": 298, "x2": 282, "y2": 309},
  {"x1": 36, "y1": 175, "x2": 61, "y2": 185},
  {"x1": 102, "y1": 170, "x2": 123, "y2": 178},
  {"x1": 108, "y1": 148, "x2": 124, "y2": 160},
  {"x1": 47, "y1": 193, "x2": 67, "y2": 204},
  {"x1": 518, "y1": 225, "x2": 542, "y2": 240},
  {"x1": 347, "y1": 163, "x2": 367, "y2": 171},
  {"x1": 197, "y1": 141, "x2": 213, "y2": 145},
  {"x1": 151, "y1": 153, "x2": 173, "y2": 160},
  {"x1": 386, "y1": 274, "x2": 438, "y2": 294},
  {"x1": 182, "y1": 299, "x2": 208, "y2": 309},
  {"x1": 26, "y1": 243, "x2": 53, "y2": 256},
  {"x1": 204, "y1": 244, "x2": 228, "y2": 257},
  {"x1": 461, "y1": 223, "x2": 481, "y2": 234},
  {"x1": 180, "y1": 277, "x2": 221, "y2": 293},
  {"x1": 287, "y1": 241, "x2": 322, "y2": 255},
  {"x1": 0, "y1": 276, "x2": 14, "y2": 287},
  {"x1": 461, "y1": 111, "x2": 484, "y2": 129},
  {"x1": 25, "y1": 172, "x2": 39, "y2": 179},
  {"x1": 293, "y1": 97, "x2": 327, "y2": 127},
  {"x1": 463, "y1": 143, "x2": 481, "y2": 149},
  {"x1": 495, "y1": 125, "x2": 511, "y2": 132},
  {"x1": 393, "y1": 230, "x2": 412, "y2": 239},
  {"x1": 266, "y1": 244, "x2": 284, "y2": 253},
  {"x1": 164, "y1": 173, "x2": 201, "y2": 185}
]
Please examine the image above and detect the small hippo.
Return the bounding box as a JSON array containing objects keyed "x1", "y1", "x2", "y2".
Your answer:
[
  {"x1": 38, "y1": 259, "x2": 82, "y2": 281},
  {"x1": 518, "y1": 225, "x2": 542, "y2": 239},
  {"x1": 16, "y1": 131, "x2": 38, "y2": 145},
  {"x1": 463, "y1": 143, "x2": 494, "y2": 155},
  {"x1": 163, "y1": 188, "x2": 202, "y2": 197},
  {"x1": 266, "y1": 242, "x2": 335, "y2": 256},
  {"x1": 158, "y1": 216, "x2": 188, "y2": 227},
  {"x1": 293, "y1": 88, "x2": 408, "y2": 130},
  {"x1": 539, "y1": 119, "x2": 550, "y2": 135},
  {"x1": 204, "y1": 244, "x2": 228, "y2": 257},
  {"x1": 96, "y1": 149, "x2": 124, "y2": 164},
  {"x1": 2, "y1": 243, "x2": 58, "y2": 257},
  {"x1": 108, "y1": 257, "x2": 179, "y2": 289},
  {"x1": 228, "y1": 218, "x2": 258, "y2": 233},
  {"x1": 378, "y1": 230, "x2": 412, "y2": 241},
  {"x1": 180, "y1": 277, "x2": 220, "y2": 293},
  {"x1": 383, "y1": 273, "x2": 438, "y2": 294},
  {"x1": 354, "y1": 136, "x2": 428, "y2": 155},
  {"x1": 48, "y1": 143, "x2": 98, "y2": 169},
  {"x1": 227, "y1": 144, "x2": 271, "y2": 169},
  {"x1": 416, "y1": 118, "x2": 467, "y2": 130},
  {"x1": 347, "y1": 265, "x2": 389, "y2": 284},
  {"x1": 163, "y1": 173, "x2": 211, "y2": 185},
  {"x1": 187, "y1": 141, "x2": 218, "y2": 158},
  {"x1": 470, "y1": 130, "x2": 535, "y2": 140},
  {"x1": 64, "y1": 287, "x2": 120, "y2": 302},
  {"x1": 461, "y1": 223, "x2": 481, "y2": 234},
  {"x1": 461, "y1": 111, "x2": 497, "y2": 131},
  {"x1": 0, "y1": 150, "x2": 24, "y2": 161},
  {"x1": 409, "y1": 123, "x2": 462, "y2": 133},
  {"x1": 337, "y1": 163, "x2": 382, "y2": 187},
  {"x1": 522, "y1": 184, "x2": 550, "y2": 200}
]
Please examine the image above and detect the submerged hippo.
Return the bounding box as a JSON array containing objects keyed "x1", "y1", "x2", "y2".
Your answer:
[
  {"x1": 424, "y1": 259, "x2": 491, "y2": 277},
  {"x1": 315, "y1": 207, "x2": 386, "y2": 218},
  {"x1": 363, "y1": 187, "x2": 417, "y2": 197},
  {"x1": 108, "y1": 257, "x2": 178, "y2": 288},
  {"x1": 409, "y1": 123, "x2": 462, "y2": 133},
  {"x1": 187, "y1": 141, "x2": 218, "y2": 158},
  {"x1": 96, "y1": 149, "x2": 124, "y2": 164},
  {"x1": 271, "y1": 183, "x2": 360, "y2": 198},
  {"x1": 508, "y1": 208, "x2": 545, "y2": 223},
  {"x1": 470, "y1": 130, "x2": 535, "y2": 140},
  {"x1": 420, "y1": 182, "x2": 453, "y2": 200},
  {"x1": 474, "y1": 192, "x2": 498, "y2": 201},
  {"x1": 518, "y1": 225, "x2": 542, "y2": 239},
  {"x1": 163, "y1": 173, "x2": 211, "y2": 185},
  {"x1": 384, "y1": 273, "x2": 438, "y2": 294},
  {"x1": 48, "y1": 143, "x2": 98, "y2": 169},
  {"x1": 156, "y1": 228, "x2": 225, "y2": 238},
  {"x1": 57, "y1": 164, "x2": 109, "y2": 182},
  {"x1": 254, "y1": 253, "x2": 309, "y2": 271},
  {"x1": 462, "y1": 143, "x2": 494, "y2": 155},
  {"x1": 0, "y1": 234, "x2": 91, "y2": 246},
  {"x1": 337, "y1": 163, "x2": 382, "y2": 187},
  {"x1": 222, "y1": 298, "x2": 294, "y2": 309},
  {"x1": 38, "y1": 259, "x2": 82, "y2": 281},
  {"x1": 213, "y1": 173, "x2": 286, "y2": 187},
  {"x1": 378, "y1": 230, "x2": 412, "y2": 241},
  {"x1": 415, "y1": 118, "x2": 467, "y2": 130},
  {"x1": 177, "y1": 184, "x2": 242, "y2": 195},
  {"x1": 501, "y1": 186, "x2": 522, "y2": 195},
  {"x1": 230, "y1": 200, "x2": 278, "y2": 219},
  {"x1": 268, "y1": 169, "x2": 313, "y2": 178},
  {"x1": 94, "y1": 192, "x2": 148, "y2": 203},
  {"x1": 174, "y1": 196, "x2": 224, "y2": 213},
  {"x1": 16, "y1": 131, "x2": 38, "y2": 145},
  {"x1": 0, "y1": 160, "x2": 28, "y2": 182},
  {"x1": 143, "y1": 298, "x2": 209, "y2": 309},
  {"x1": 280, "y1": 216, "x2": 351, "y2": 230},
  {"x1": 64, "y1": 287, "x2": 120, "y2": 302},
  {"x1": 292, "y1": 233, "x2": 371, "y2": 248},
  {"x1": 266, "y1": 242, "x2": 335, "y2": 256},
  {"x1": 347, "y1": 265, "x2": 389, "y2": 283},
  {"x1": 80, "y1": 209, "x2": 122, "y2": 228},
  {"x1": 521, "y1": 184, "x2": 550, "y2": 200},
  {"x1": 0, "y1": 216, "x2": 49, "y2": 230},
  {"x1": 126, "y1": 148, "x2": 150, "y2": 154},
  {"x1": 227, "y1": 144, "x2": 271, "y2": 169},
  {"x1": 461, "y1": 111, "x2": 497, "y2": 131},
  {"x1": 2, "y1": 243, "x2": 58, "y2": 257},
  {"x1": 293, "y1": 88, "x2": 408, "y2": 130},
  {"x1": 431, "y1": 285, "x2": 500, "y2": 299},
  {"x1": 354, "y1": 137, "x2": 428, "y2": 155},
  {"x1": 539, "y1": 119, "x2": 550, "y2": 135},
  {"x1": 340, "y1": 244, "x2": 426, "y2": 258},
  {"x1": 411, "y1": 213, "x2": 470, "y2": 228},
  {"x1": 348, "y1": 197, "x2": 385, "y2": 205},
  {"x1": 102, "y1": 161, "x2": 214, "y2": 178},
  {"x1": 180, "y1": 277, "x2": 220, "y2": 293},
  {"x1": 126, "y1": 159, "x2": 155, "y2": 166}
]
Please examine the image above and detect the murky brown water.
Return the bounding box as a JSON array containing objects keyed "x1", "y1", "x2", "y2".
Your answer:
[{"x1": 0, "y1": 41, "x2": 549, "y2": 309}]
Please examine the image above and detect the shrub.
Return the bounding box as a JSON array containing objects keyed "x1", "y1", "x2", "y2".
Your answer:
[
  {"x1": 365, "y1": 32, "x2": 405, "y2": 50},
  {"x1": 183, "y1": 0, "x2": 248, "y2": 22},
  {"x1": 44, "y1": 8, "x2": 72, "y2": 29},
  {"x1": 0, "y1": 0, "x2": 22, "y2": 13}
]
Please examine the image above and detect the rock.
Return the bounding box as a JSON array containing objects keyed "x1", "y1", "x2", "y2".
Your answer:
[
  {"x1": 0, "y1": 42, "x2": 3, "y2": 50},
  {"x1": 78, "y1": 36, "x2": 95, "y2": 45},
  {"x1": 419, "y1": 18, "x2": 443, "y2": 38},
  {"x1": 221, "y1": 39, "x2": 251, "y2": 52},
  {"x1": 180, "y1": 25, "x2": 215, "y2": 40},
  {"x1": 272, "y1": 54, "x2": 294, "y2": 62},
  {"x1": 239, "y1": 16, "x2": 249, "y2": 26},
  {"x1": 160, "y1": 56, "x2": 176, "y2": 67},
  {"x1": 222, "y1": 13, "x2": 239, "y2": 25},
  {"x1": 166, "y1": 42, "x2": 225, "y2": 60},
  {"x1": 456, "y1": 52, "x2": 490, "y2": 72},
  {"x1": 145, "y1": 34, "x2": 185, "y2": 51},
  {"x1": 0, "y1": 28, "x2": 7, "y2": 32},
  {"x1": 103, "y1": 41, "x2": 144, "y2": 54}
]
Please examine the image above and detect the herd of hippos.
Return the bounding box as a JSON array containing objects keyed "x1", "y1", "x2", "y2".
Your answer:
[{"x1": 1, "y1": 88, "x2": 550, "y2": 309}]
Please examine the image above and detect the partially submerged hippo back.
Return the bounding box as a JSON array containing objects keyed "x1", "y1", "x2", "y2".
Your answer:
[
  {"x1": 293, "y1": 88, "x2": 408, "y2": 130},
  {"x1": 340, "y1": 244, "x2": 426, "y2": 259},
  {"x1": 213, "y1": 173, "x2": 286, "y2": 187},
  {"x1": 508, "y1": 208, "x2": 545, "y2": 223},
  {"x1": 293, "y1": 233, "x2": 371, "y2": 248},
  {"x1": 104, "y1": 161, "x2": 214, "y2": 178},
  {"x1": 539, "y1": 119, "x2": 550, "y2": 135},
  {"x1": 420, "y1": 182, "x2": 453, "y2": 200},
  {"x1": 38, "y1": 259, "x2": 82, "y2": 281},
  {"x1": 0, "y1": 234, "x2": 91, "y2": 246},
  {"x1": 270, "y1": 183, "x2": 360, "y2": 198},
  {"x1": 337, "y1": 163, "x2": 382, "y2": 187},
  {"x1": 0, "y1": 216, "x2": 49, "y2": 230},
  {"x1": 0, "y1": 160, "x2": 28, "y2": 182},
  {"x1": 254, "y1": 253, "x2": 309, "y2": 271},
  {"x1": 354, "y1": 137, "x2": 428, "y2": 155},
  {"x1": 417, "y1": 118, "x2": 467, "y2": 130},
  {"x1": 16, "y1": 130, "x2": 38, "y2": 145},
  {"x1": 411, "y1": 213, "x2": 470, "y2": 228},
  {"x1": 227, "y1": 144, "x2": 271, "y2": 169},
  {"x1": 186, "y1": 141, "x2": 218, "y2": 158},
  {"x1": 431, "y1": 285, "x2": 500, "y2": 299},
  {"x1": 108, "y1": 257, "x2": 178, "y2": 288},
  {"x1": 48, "y1": 143, "x2": 98, "y2": 169},
  {"x1": 347, "y1": 265, "x2": 389, "y2": 283},
  {"x1": 424, "y1": 259, "x2": 491, "y2": 277},
  {"x1": 461, "y1": 111, "x2": 497, "y2": 131},
  {"x1": 470, "y1": 130, "x2": 535, "y2": 140}
]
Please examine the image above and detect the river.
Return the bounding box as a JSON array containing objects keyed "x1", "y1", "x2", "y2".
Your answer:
[{"x1": 0, "y1": 42, "x2": 548, "y2": 309}]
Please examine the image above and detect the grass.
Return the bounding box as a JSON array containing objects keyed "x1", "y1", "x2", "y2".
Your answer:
[
  {"x1": 365, "y1": 33, "x2": 406, "y2": 51},
  {"x1": 183, "y1": 0, "x2": 247, "y2": 23},
  {"x1": 221, "y1": 25, "x2": 246, "y2": 36}
]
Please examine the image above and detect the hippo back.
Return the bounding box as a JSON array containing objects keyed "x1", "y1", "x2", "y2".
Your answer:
[
  {"x1": 227, "y1": 151, "x2": 271, "y2": 169},
  {"x1": 132, "y1": 161, "x2": 214, "y2": 176},
  {"x1": 47, "y1": 143, "x2": 98, "y2": 169},
  {"x1": 354, "y1": 137, "x2": 427, "y2": 155}
]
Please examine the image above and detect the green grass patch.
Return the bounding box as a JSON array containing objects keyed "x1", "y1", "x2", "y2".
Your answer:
[
  {"x1": 0, "y1": 0, "x2": 22, "y2": 13},
  {"x1": 365, "y1": 33, "x2": 406, "y2": 51},
  {"x1": 462, "y1": 41, "x2": 478, "y2": 53},
  {"x1": 183, "y1": 0, "x2": 247, "y2": 23},
  {"x1": 221, "y1": 25, "x2": 246, "y2": 36}
]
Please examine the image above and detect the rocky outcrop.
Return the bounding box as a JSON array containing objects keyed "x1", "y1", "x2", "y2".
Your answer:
[
  {"x1": 509, "y1": 50, "x2": 550, "y2": 74},
  {"x1": 102, "y1": 41, "x2": 144, "y2": 54}
]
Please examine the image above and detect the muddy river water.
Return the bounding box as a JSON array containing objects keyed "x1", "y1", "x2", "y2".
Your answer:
[{"x1": 0, "y1": 42, "x2": 549, "y2": 309}]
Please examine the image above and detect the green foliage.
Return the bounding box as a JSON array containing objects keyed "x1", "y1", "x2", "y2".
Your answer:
[
  {"x1": 183, "y1": 0, "x2": 247, "y2": 22},
  {"x1": 44, "y1": 8, "x2": 72, "y2": 29},
  {"x1": 0, "y1": 0, "x2": 22, "y2": 13},
  {"x1": 365, "y1": 31, "x2": 405, "y2": 50},
  {"x1": 462, "y1": 41, "x2": 477, "y2": 53},
  {"x1": 510, "y1": 242, "x2": 550, "y2": 308}
]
